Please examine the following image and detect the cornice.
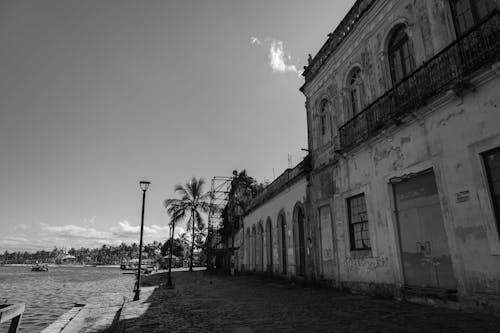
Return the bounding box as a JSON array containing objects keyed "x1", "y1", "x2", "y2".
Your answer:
[{"x1": 301, "y1": 0, "x2": 398, "y2": 97}]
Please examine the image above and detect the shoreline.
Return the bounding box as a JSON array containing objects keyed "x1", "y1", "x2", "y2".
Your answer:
[{"x1": 1, "y1": 264, "x2": 121, "y2": 268}]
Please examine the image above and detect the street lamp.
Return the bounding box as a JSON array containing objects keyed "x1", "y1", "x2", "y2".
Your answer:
[
  {"x1": 166, "y1": 217, "x2": 175, "y2": 288},
  {"x1": 133, "y1": 180, "x2": 150, "y2": 301}
]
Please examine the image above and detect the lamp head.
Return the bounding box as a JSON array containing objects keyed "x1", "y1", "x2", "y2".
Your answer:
[{"x1": 139, "y1": 181, "x2": 151, "y2": 191}]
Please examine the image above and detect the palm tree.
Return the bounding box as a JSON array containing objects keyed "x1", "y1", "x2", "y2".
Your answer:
[{"x1": 164, "y1": 177, "x2": 210, "y2": 271}]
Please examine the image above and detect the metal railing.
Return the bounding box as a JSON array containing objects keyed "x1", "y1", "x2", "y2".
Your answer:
[{"x1": 339, "y1": 10, "x2": 500, "y2": 151}]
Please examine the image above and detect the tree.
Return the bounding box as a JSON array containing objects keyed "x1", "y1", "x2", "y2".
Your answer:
[
  {"x1": 164, "y1": 177, "x2": 211, "y2": 271},
  {"x1": 161, "y1": 238, "x2": 184, "y2": 257}
]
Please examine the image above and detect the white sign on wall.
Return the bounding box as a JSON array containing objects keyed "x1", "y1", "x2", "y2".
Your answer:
[{"x1": 319, "y1": 206, "x2": 334, "y2": 261}]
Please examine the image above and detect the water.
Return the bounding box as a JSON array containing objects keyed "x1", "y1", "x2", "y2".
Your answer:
[{"x1": 0, "y1": 265, "x2": 135, "y2": 332}]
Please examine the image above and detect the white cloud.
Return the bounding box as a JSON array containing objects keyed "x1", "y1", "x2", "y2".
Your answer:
[
  {"x1": 110, "y1": 220, "x2": 169, "y2": 238},
  {"x1": 40, "y1": 223, "x2": 109, "y2": 240},
  {"x1": 1, "y1": 219, "x2": 176, "y2": 252},
  {"x1": 250, "y1": 36, "x2": 302, "y2": 77},
  {"x1": 250, "y1": 36, "x2": 261, "y2": 46},
  {"x1": 14, "y1": 223, "x2": 28, "y2": 231},
  {"x1": 268, "y1": 40, "x2": 301, "y2": 75}
]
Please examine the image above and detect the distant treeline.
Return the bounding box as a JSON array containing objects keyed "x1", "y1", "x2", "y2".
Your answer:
[{"x1": 1, "y1": 239, "x2": 186, "y2": 265}]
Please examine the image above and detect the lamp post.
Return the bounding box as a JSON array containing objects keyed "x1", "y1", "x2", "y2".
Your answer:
[
  {"x1": 133, "y1": 180, "x2": 150, "y2": 301},
  {"x1": 166, "y1": 218, "x2": 175, "y2": 288}
]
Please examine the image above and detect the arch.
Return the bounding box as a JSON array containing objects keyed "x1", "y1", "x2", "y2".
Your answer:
[
  {"x1": 251, "y1": 225, "x2": 257, "y2": 271},
  {"x1": 258, "y1": 221, "x2": 264, "y2": 272},
  {"x1": 345, "y1": 66, "x2": 364, "y2": 118},
  {"x1": 245, "y1": 228, "x2": 251, "y2": 271},
  {"x1": 316, "y1": 98, "x2": 334, "y2": 147},
  {"x1": 387, "y1": 23, "x2": 415, "y2": 85},
  {"x1": 293, "y1": 202, "x2": 306, "y2": 276},
  {"x1": 265, "y1": 217, "x2": 273, "y2": 272},
  {"x1": 380, "y1": 17, "x2": 410, "y2": 52},
  {"x1": 277, "y1": 210, "x2": 287, "y2": 275}
]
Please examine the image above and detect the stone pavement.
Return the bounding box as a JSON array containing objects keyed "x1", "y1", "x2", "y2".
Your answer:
[{"x1": 116, "y1": 271, "x2": 500, "y2": 333}]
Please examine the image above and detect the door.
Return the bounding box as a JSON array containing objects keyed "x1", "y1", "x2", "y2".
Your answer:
[
  {"x1": 294, "y1": 207, "x2": 306, "y2": 275},
  {"x1": 279, "y1": 215, "x2": 287, "y2": 274},
  {"x1": 394, "y1": 171, "x2": 457, "y2": 290},
  {"x1": 266, "y1": 220, "x2": 273, "y2": 272}
]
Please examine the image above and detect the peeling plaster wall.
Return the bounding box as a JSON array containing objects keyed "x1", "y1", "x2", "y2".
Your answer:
[
  {"x1": 302, "y1": 0, "x2": 500, "y2": 308},
  {"x1": 334, "y1": 73, "x2": 500, "y2": 302},
  {"x1": 237, "y1": 177, "x2": 308, "y2": 278}
]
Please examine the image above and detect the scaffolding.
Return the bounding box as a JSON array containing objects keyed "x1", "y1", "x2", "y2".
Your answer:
[{"x1": 206, "y1": 176, "x2": 232, "y2": 270}]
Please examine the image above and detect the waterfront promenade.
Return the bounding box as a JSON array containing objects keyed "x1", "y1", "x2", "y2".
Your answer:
[{"x1": 113, "y1": 271, "x2": 500, "y2": 333}]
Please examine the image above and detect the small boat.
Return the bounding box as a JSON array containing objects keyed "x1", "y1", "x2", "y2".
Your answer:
[{"x1": 31, "y1": 264, "x2": 48, "y2": 272}]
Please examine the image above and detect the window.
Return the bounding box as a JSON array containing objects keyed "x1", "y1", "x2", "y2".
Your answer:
[
  {"x1": 348, "y1": 68, "x2": 363, "y2": 116},
  {"x1": 450, "y1": 0, "x2": 495, "y2": 36},
  {"x1": 388, "y1": 25, "x2": 415, "y2": 85},
  {"x1": 483, "y1": 147, "x2": 500, "y2": 236},
  {"x1": 347, "y1": 194, "x2": 371, "y2": 250},
  {"x1": 321, "y1": 114, "x2": 327, "y2": 136},
  {"x1": 318, "y1": 99, "x2": 332, "y2": 146}
]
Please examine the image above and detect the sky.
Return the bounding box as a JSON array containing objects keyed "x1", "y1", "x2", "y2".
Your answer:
[{"x1": 0, "y1": 0, "x2": 355, "y2": 252}]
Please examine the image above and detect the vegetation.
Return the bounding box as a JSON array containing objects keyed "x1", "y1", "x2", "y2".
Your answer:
[
  {"x1": 220, "y1": 170, "x2": 265, "y2": 241},
  {"x1": 0, "y1": 240, "x2": 185, "y2": 265},
  {"x1": 164, "y1": 177, "x2": 210, "y2": 271}
]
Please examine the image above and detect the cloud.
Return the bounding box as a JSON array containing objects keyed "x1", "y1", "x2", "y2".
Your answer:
[
  {"x1": 14, "y1": 223, "x2": 28, "y2": 231},
  {"x1": 1, "y1": 219, "x2": 176, "y2": 252},
  {"x1": 110, "y1": 220, "x2": 169, "y2": 238},
  {"x1": 250, "y1": 36, "x2": 261, "y2": 46},
  {"x1": 268, "y1": 40, "x2": 301, "y2": 75},
  {"x1": 40, "y1": 223, "x2": 110, "y2": 240},
  {"x1": 250, "y1": 36, "x2": 302, "y2": 76}
]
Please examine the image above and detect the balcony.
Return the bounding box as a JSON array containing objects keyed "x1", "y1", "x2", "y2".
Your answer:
[{"x1": 339, "y1": 10, "x2": 500, "y2": 152}]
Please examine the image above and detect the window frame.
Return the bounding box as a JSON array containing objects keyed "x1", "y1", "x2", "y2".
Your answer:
[
  {"x1": 450, "y1": 0, "x2": 495, "y2": 37},
  {"x1": 317, "y1": 99, "x2": 332, "y2": 147},
  {"x1": 348, "y1": 68, "x2": 363, "y2": 117},
  {"x1": 388, "y1": 25, "x2": 415, "y2": 85},
  {"x1": 482, "y1": 146, "x2": 500, "y2": 238},
  {"x1": 347, "y1": 193, "x2": 371, "y2": 251}
]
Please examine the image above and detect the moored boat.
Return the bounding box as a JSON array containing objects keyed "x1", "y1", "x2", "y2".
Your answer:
[{"x1": 31, "y1": 264, "x2": 48, "y2": 272}]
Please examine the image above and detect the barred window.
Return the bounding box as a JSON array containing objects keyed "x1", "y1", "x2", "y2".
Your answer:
[
  {"x1": 450, "y1": 0, "x2": 495, "y2": 36},
  {"x1": 483, "y1": 147, "x2": 500, "y2": 237},
  {"x1": 388, "y1": 25, "x2": 415, "y2": 85},
  {"x1": 347, "y1": 194, "x2": 371, "y2": 251}
]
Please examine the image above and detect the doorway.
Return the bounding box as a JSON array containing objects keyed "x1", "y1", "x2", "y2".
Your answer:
[{"x1": 394, "y1": 170, "x2": 457, "y2": 290}]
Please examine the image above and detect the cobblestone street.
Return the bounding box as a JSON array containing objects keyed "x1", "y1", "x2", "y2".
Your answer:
[{"x1": 117, "y1": 271, "x2": 500, "y2": 333}]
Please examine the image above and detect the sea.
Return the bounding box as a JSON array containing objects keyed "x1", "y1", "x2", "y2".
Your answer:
[{"x1": 0, "y1": 265, "x2": 135, "y2": 332}]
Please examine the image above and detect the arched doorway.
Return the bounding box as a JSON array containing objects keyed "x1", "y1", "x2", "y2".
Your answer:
[
  {"x1": 252, "y1": 225, "x2": 256, "y2": 271},
  {"x1": 258, "y1": 223, "x2": 264, "y2": 272},
  {"x1": 294, "y1": 204, "x2": 306, "y2": 276},
  {"x1": 278, "y1": 213, "x2": 287, "y2": 275},
  {"x1": 246, "y1": 228, "x2": 251, "y2": 271},
  {"x1": 266, "y1": 218, "x2": 273, "y2": 272}
]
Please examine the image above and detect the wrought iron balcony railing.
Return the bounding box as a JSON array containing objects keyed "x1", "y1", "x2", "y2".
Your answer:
[{"x1": 339, "y1": 10, "x2": 500, "y2": 152}]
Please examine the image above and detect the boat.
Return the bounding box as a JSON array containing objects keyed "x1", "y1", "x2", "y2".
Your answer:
[
  {"x1": 31, "y1": 264, "x2": 48, "y2": 272},
  {"x1": 121, "y1": 259, "x2": 156, "y2": 274}
]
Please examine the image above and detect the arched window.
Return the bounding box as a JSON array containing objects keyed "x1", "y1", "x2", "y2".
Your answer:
[
  {"x1": 388, "y1": 25, "x2": 415, "y2": 85},
  {"x1": 348, "y1": 68, "x2": 364, "y2": 117},
  {"x1": 318, "y1": 99, "x2": 332, "y2": 146},
  {"x1": 450, "y1": 0, "x2": 495, "y2": 36}
]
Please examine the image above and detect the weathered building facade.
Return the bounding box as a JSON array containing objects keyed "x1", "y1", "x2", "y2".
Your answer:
[
  {"x1": 236, "y1": 161, "x2": 310, "y2": 278},
  {"x1": 301, "y1": 0, "x2": 500, "y2": 311},
  {"x1": 234, "y1": 0, "x2": 500, "y2": 312}
]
